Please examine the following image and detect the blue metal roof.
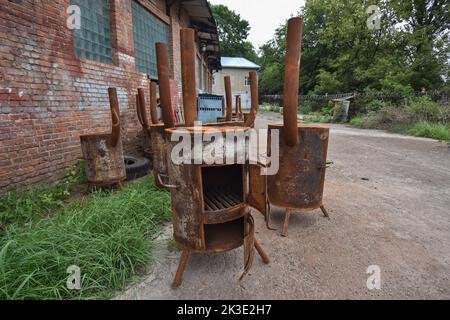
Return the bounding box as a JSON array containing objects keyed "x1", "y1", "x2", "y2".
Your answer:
[{"x1": 220, "y1": 57, "x2": 260, "y2": 69}]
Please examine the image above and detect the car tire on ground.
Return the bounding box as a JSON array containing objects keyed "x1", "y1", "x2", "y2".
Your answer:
[{"x1": 124, "y1": 155, "x2": 151, "y2": 181}]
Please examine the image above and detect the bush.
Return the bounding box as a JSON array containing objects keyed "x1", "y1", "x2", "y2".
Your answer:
[
  {"x1": 407, "y1": 96, "x2": 449, "y2": 123},
  {"x1": 349, "y1": 116, "x2": 367, "y2": 127},
  {"x1": 298, "y1": 102, "x2": 313, "y2": 114},
  {"x1": 366, "y1": 100, "x2": 385, "y2": 113},
  {"x1": 408, "y1": 122, "x2": 450, "y2": 141}
]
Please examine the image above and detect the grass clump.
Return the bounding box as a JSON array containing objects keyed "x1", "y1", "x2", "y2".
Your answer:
[
  {"x1": 0, "y1": 177, "x2": 171, "y2": 300},
  {"x1": 349, "y1": 97, "x2": 450, "y2": 141},
  {"x1": 0, "y1": 161, "x2": 86, "y2": 231},
  {"x1": 408, "y1": 122, "x2": 450, "y2": 141}
]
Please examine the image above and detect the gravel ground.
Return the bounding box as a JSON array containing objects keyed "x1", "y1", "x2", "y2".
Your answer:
[{"x1": 119, "y1": 113, "x2": 450, "y2": 300}]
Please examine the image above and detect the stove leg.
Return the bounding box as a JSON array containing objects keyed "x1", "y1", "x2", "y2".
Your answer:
[
  {"x1": 281, "y1": 209, "x2": 292, "y2": 237},
  {"x1": 171, "y1": 249, "x2": 190, "y2": 289},
  {"x1": 320, "y1": 206, "x2": 330, "y2": 219},
  {"x1": 254, "y1": 239, "x2": 270, "y2": 264}
]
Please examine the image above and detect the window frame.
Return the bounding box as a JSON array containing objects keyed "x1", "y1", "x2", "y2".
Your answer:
[
  {"x1": 131, "y1": 0, "x2": 170, "y2": 79},
  {"x1": 71, "y1": 0, "x2": 114, "y2": 65}
]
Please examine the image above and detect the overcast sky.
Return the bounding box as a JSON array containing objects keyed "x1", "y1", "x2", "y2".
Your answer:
[{"x1": 209, "y1": 0, "x2": 306, "y2": 50}]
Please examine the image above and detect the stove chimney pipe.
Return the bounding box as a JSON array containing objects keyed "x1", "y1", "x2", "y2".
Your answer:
[
  {"x1": 156, "y1": 42, "x2": 175, "y2": 129},
  {"x1": 283, "y1": 17, "x2": 303, "y2": 147},
  {"x1": 180, "y1": 28, "x2": 197, "y2": 127}
]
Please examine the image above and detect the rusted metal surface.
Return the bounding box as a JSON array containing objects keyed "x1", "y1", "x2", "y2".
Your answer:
[
  {"x1": 248, "y1": 164, "x2": 268, "y2": 219},
  {"x1": 149, "y1": 81, "x2": 159, "y2": 124},
  {"x1": 244, "y1": 71, "x2": 259, "y2": 128},
  {"x1": 107, "y1": 88, "x2": 121, "y2": 148},
  {"x1": 165, "y1": 156, "x2": 204, "y2": 251},
  {"x1": 156, "y1": 42, "x2": 175, "y2": 129},
  {"x1": 150, "y1": 124, "x2": 168, "y2": 188},
  {"x1": 267, "y1": 124, "x2": 329, "y2": 210},
  {"x1": 80, "y1": 133, "x2": 126, "y2": 187},
  {"x1": 171, "y1": 249, "x2": 190, "y2": 288},
  {"x1": 224, "y1": 76, "x2": 232, "y2": 121},
  {"x1": 180, "y1": 28, "x2": 197, "y2": 127},
  {"x1": 137, "y1": 88, "x2": 151, "y2": 136},
  {"x1": 163, "y1": 126, "x2": 269, "y2": 287},
  {"x1": 234, "y1": 96, "x2": 242, "y2": 120},
  {"x1": 283, "y1": 17, "x2": 303, "y2": 147},
  {"x1": 80, "y1": 88, "x2": 126, "y2": 188}
]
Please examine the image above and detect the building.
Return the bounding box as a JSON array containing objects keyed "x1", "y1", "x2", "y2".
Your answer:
[
  {"x1": 0, "y1": 0, "x2": 221, "y2": 192},
  {"x1": 212, "y1": 57, "x2": 260, "y2": 110}
]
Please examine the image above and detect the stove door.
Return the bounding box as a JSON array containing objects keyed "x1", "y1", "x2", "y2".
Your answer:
[{"x1": 248, "y1": 164, "x2": 268, "y2": 220}]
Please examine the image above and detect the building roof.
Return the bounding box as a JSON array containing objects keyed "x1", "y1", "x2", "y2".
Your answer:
[
  {"x1": 180, "y1": 0, "x2": 221, "y2": 70},
  {"x1": 221, "y1": 57, "x2": 260, "y2": 70}
]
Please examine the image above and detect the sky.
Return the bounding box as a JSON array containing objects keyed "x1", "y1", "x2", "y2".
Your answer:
[{"x1": 208, "y1": 0, "x2": 306, "y2": 50}]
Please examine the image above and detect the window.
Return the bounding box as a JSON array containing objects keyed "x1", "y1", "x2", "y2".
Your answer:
[
  {"x1": 72, "y1": 0, "x2": 113, "y2": 64},
  {"x1": 132, "y1": 0, "x2": 169, "y2": 78},
  {"x1": 212, "y1": 75, "x2": 216, "y2": 86},
  {"x1": 244, "y1": 76, "x2": 251, "y2": 86}
]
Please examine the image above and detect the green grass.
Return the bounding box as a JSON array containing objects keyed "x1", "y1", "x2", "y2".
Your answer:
[
  {"x1": 349, "y1": 116, "x2": 367, "y2": 127},
  {"x1": 0, "y1": 177, "x2": 171, "y2": 300},
  {"x1": 349, "y1": 116, "x2": 450, "y2": 142},
  {"x1": 302, "y1": 115, "x2": 333, "y2": 124},
  {"x1": 408, "y1": 122, "x2": 450, "y2": 141}
]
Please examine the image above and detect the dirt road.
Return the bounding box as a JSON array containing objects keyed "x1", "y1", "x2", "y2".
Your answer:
[{"x1": 119, "y1": 113, "x2": 450, "y2": 299}]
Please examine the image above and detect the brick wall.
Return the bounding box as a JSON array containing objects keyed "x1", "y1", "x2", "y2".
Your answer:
[{"x1": 0, "y1": 0, "x2": 212, "y2": 192}]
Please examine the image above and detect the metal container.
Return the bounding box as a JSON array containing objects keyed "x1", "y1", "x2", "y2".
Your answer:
[
  {"x1": 264, "y1": 17, "x2": 331, "y2": 236},
  {"x1": 80, "y1": 88, "x2": 126, "y2": 189},
  {"x1": 197, "y1": 94, "x2": 223, "y2": 123},
  {"x1": 267, "y1": 124, "x2": 329, "y2": 211}
]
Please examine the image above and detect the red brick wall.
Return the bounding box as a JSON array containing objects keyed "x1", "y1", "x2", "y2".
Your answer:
[{"x1": 0, "y1": 0, "x2": 211, "y2": 192}]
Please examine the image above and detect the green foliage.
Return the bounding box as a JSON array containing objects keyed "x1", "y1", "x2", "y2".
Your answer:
[
  {"x1": 0, "y1": 162, "x2": 87, "y2": 231},
  {"x1": 349, "y1": 97, "x2": 450, "y2": 141},
  {"x1": 0, "y1": 177, "x2": 171, "y2": 300},
  {"x1": 298, "y1": 102, "x2": 313, "y2": 114},
  {"x1": 210, "y1": 4, "x2": 258, "y2": 61},
  {"x1": 349, "y1": 116, "x2": 367, "y2": 127},
  {"x1": 407, "y1": 96, "x2": 450, "y2": 123},
  {"x1": 366, "y1": 100, "x2": 385, "y2": 113},
  {"x1": 258, "y1": 0, "x2": 449, "y2": 95},
  {"x1": 408, "y1": 122, "x2": 450, "y2": 141}
]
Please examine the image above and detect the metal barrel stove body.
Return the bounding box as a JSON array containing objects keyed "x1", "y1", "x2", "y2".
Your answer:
[
  {"x1": 80, "y1": 88, "x2": 126, "y2": 189},
  {"x1": 265, "y1": 17, "x2": 331, "y2": 236},
  {"x1": 163, "y1": 126, "x2": 269, "y2": 288},
  {"x1": 267, "y1": 124, "x2": 329, "y2": 211}
]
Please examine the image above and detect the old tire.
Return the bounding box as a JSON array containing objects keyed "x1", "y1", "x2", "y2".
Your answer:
[{"x1": 124, "y1": 155, "x2": 150, "y2": 181}]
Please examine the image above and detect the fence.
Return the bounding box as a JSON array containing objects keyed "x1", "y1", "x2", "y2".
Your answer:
[{"x1": 260, "y1": 91, "x2": 449, "y2": 116}]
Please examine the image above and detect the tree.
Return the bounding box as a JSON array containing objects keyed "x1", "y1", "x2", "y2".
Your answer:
[
  {"x1": 258, "y1": 0, "x2": 449, "y2": 95},
  {"x1": 210, "y1": 4, "x2": 258, "y2": 61}
]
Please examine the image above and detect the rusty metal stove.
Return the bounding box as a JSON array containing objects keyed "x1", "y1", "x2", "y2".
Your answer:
[
  {"x1": 80, "y1": 88, "x2": 126, "y2": 190},
  {"x1": 265, "y1": 17, "x2": 331, "y2": 236},
  {"x1": 152, "y1": 29, "x2": 269, "y2": 288}
]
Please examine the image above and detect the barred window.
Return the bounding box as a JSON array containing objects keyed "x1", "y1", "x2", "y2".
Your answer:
[
  {"x1": 72, "y1": 0, "x2": 113, "y2": 64},
  {"x1": 132, "y1": 0, "x2": 170, "y2": 78},
  {"x1": 244, "y1": 76, "x2": 251, "y2": 86}
]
